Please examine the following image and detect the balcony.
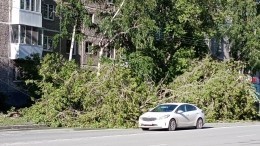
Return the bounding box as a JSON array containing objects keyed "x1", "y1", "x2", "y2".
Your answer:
[
  {"x1": 11, "y1": 0, "x2": 42, "y2": 27},
  {"x1": 9, "y1": 24, "x2": 43, "y2": 59},
  {"x1": 10, "y1": 43, "x2": 43, "y2": 59}
]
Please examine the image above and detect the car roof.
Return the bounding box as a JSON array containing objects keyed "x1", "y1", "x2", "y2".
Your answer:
[{"x1": 160, "y1": 103, "x2": 196, "y2": 106}]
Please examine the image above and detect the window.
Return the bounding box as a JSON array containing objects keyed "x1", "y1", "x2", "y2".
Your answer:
[
  {"x1": 11, "y1": 25, "x2": 19, "y2": 43},
  {"x1": 25, "y1": 0, "x2": 30, "y2": 10},
  {"x1": 155, "y1": 28, "x2": 164, "y2": 41},
  {"x1": 18, "y1": 25, "x2": 42, "y2": 45},
  {"x1": 151, "y1": 104, "x2": 178, "y2": 112},
  {"x1": 177, "y1": 105, "x2": 186, "y2": 112},
  {"x1": 36, "y1": 0, "x2": 40, "y2": 12},
  {"x1": 49, "y1": 5, "x2": 54, "y2": 20},
  {"x1": 33, "y1": 27, "x2": 41, "y2": 45},
  {"x1": 257, "y1": 1, "x2": 260, "y2": 15},
  {"x1": 66, "y1": 40, "x2": 77, "y2": 55},
  {"x1": 107, "y1": 0, "x2": 114, "y2": 4},
  {"x1": 43, "y1": 4, "x2": 48, "y2": 18},
  {"x1": 85, "y1": 42, "x2": 93, "y2": 54},
  {"x1": 43, "y1": 4, "x2": 54, "y2": 20},
  {"x1": 32, "y1": 27, "x2": 37, "y2": 45},
  {"x1": 26, "y1": 26, "x2": 32, "y2": 44},
  {"x1": 38, "y1": 29, "x2": 43, "y2": 45},
  {"x1": 104, "y1": 46, "x2": 115, "y2": 59},
  {"x1": 21, "y1": 0, "x2": 40, "y2": 12},
  {"x1": 186, "y1": 105, "x2": 197, "y2": 112},
  {"x1": 43, "y1": 36, "x2": 53, "y2": 51},
  {"x1": 20, "y1": 25, "x2": 26, "y2": 44},
  {"x1": 31, "y1": 0, "x2": 35, "y2": 11},
  {"x1": 20, "y1": 0, "x2": 25, "y2": 9}
]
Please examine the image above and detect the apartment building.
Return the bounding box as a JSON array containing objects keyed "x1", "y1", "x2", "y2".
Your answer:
[
  {"x1": 41, "y1": 0, "x2": 115, "y2": 66},
  {"x1": 0, "y1": 0, "x2": 43, "y2": 107},
  {"x1": 0, "y1": 0, "x2": 115, "y2": 107}
]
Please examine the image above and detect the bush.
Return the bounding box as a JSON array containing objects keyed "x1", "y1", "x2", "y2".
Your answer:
[
  {"x1": 163, "y1": 57, "x2": 259, "y2": 122},
  {"x1": 22, "y1": 54, "x2": 159, "y2": 128},
  {"x1": 22, "y1": 54, "x2": 259, "y2": 128}
]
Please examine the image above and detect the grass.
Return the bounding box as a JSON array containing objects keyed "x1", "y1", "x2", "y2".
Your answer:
[{"x1": 0, "y1": 114, "x2": 33, "y2": 127}]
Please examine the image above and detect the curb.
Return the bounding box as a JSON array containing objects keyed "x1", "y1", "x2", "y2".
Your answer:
[{"x1": 0, "y1": 124, "x2": 48, "y2": 131}]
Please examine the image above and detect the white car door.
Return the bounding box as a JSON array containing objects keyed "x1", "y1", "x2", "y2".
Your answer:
[
  {"x1": 185, "y1": 104, "x2": 198, "y2": 126},
  {"x1": 175, "y1": 105, "x2": 189, "y2": 127}
]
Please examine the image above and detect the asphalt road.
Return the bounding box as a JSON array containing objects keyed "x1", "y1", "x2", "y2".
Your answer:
[{"x1": 0, "y1": 123, "x2": 260, "y2": 146}]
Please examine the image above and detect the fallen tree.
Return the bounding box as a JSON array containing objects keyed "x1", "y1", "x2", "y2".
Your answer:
[{"x1": 162, "y1": 57, "x2": 259, "y2": 122}]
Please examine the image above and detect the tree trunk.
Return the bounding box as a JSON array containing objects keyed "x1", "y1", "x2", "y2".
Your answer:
[
  {"x1": 97, "y1": 47, "x2": 104, "y2": 76},
  {"x1": 96, "y1": 0, "x2": 126, "y2": 76},
  {"x1": 69, "y1": 23, "x2": 77, "y2": 61},
  {"x1": 222, "y1": 36, "x2": 230, "y2": 60}
]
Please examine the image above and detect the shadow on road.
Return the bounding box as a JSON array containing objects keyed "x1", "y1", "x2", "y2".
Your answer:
[{"x1": 148, "y1": 126, "x2": 214, "y2": 132}]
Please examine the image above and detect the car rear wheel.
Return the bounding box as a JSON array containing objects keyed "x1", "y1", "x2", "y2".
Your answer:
[
  {"x1": 196, "y1": 118, "x2": 203, "y2": 129},
  {"x1": 168, "y1": 119, "x2": 176, "y2": 131},
  {"x1": 141, "y1": 128, "x2": 149, "y2": 131}
]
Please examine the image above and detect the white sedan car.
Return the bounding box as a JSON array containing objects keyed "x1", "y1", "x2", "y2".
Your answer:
[{"x1": 139, "y1": 103, "x2": 205, "y2": 131}]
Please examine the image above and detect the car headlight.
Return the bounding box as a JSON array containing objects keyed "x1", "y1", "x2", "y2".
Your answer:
[{"x1": 159, "y1": 115, "x2": 170, "y2": 120}]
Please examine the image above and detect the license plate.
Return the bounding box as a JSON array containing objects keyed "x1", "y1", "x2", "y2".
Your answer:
[{"x1": 142, "y1": 123, "x2": 153, "y2": 126}]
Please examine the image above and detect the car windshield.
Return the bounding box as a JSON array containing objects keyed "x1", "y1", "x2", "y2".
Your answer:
[{"x1": 151, "y1": 104, "x2": 177, "y2": 112}]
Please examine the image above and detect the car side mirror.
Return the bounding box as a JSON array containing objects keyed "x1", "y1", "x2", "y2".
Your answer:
[{"x1": 177, "y1": 110, "x2": 184, "y2": 114}]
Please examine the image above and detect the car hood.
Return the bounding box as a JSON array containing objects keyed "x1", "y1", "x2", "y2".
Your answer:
[{"x1": 141, "y1": 112, "x2": 171, "y2": 118}]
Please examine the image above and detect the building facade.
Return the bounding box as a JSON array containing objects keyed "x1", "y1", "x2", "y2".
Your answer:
[
  {"x1": 0, "y1": 0, "x2": 115, "y2": 107},
  {"x1": 0, "y1": 0, "x2": 43, "y2": 106}
]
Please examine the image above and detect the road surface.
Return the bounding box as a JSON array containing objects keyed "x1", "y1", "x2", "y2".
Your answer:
[{"x1": 0, "y1": 123, "x2": 260, "y2": 146}]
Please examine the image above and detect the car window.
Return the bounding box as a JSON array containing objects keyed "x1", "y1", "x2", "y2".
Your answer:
[
  {"x1": 151, "y1": 104, "x2": 178, "y2": 112},
  {"x1": 186, "y1": 104, "x2": 197, "y2": 112},
  {"x1": 177, "y1": 105, "x2": 186, "y2": 112}
]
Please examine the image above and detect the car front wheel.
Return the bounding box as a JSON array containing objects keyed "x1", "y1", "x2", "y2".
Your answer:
[
  {"x1": 168, "y1": 119, "x2": 177, "y2": 131},
  {"x1": 196, "y1": 118, "x2": 203, "y2": 129}
]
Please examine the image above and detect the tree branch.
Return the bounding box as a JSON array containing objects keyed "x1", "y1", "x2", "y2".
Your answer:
[
  {"x1": 104, "y1": 24, "x2": 142, "y2": 48},
  {"x1": 99, "y1": 0, "x2": 126, "y2": 46}
]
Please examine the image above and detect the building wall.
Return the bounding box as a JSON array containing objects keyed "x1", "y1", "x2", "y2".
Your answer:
[
  {"x1": 78, "y1": 2, "x2": 115, "y2": 66},
  {"x1": 41, "y1": 0, "x2": 113, "y2": 66},
  {"x1": 0, "y1": 0, "x2": 11, "y2": 87},
  {"x1": 0, "y1": 0, "x2": 9, "y2": 23},
  {"x1": 0, "y1": 24, "x2": 10, "y2": 58},
  {"x1": 42, "y1": 0, "x2": 81, "y2": 63},
  {"x1": 0, "y1": 0, "x2": 10, "y2": 58},
  {"x1": 0, "y1": 0, "x2": 30, "y2": 107},
  {"x1": 0, "y1": 0, "x2": 114, "y2": 107},
  {"x1": 42, "y1": 0, "x2": 60, "y2": 31},
  {"x1": 42, "y1": 0, "x2": 60, "y2": 54},
  {"x1": 0, "y1": 58, "x2": 10, "y2": 92}
]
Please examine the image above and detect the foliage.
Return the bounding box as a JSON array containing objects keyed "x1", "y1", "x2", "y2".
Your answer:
[
  {"x1": 21, "y1": 54, "x2": 260, "y2": 128},
  {"x1": 22, "y1": 54, "x2": 159, "y2": 128},
  {"x1": 15, "y1": 54, "x2": 41, "y2": 99},
  {"x1": 127, "y1": 51, "x2": 156, "y2": 80},
  {"x1": 117, "y1": 0, "x2": 260, "y2": 83},
  {"x1": 202, "y1": 0, "x2": 260, "y2": 70},
  {"x1": 0, "y1": 92, "x2": 8, "y2": 113},
  {"x1": 55, "y1": 0, "x2": 91, "y2": 45},
  {"x1": 96, "y1": 0, "x2": 207, "y2": 83},
  {"x1": 163, "y1": 57, "x2": 259, "y2": 122},
  {"x1": 55, "y1": 0, "x2": 260, "y2": 80},
  {"x1": 20, "y1": 0, "x2": 260, "y2": 128}
]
